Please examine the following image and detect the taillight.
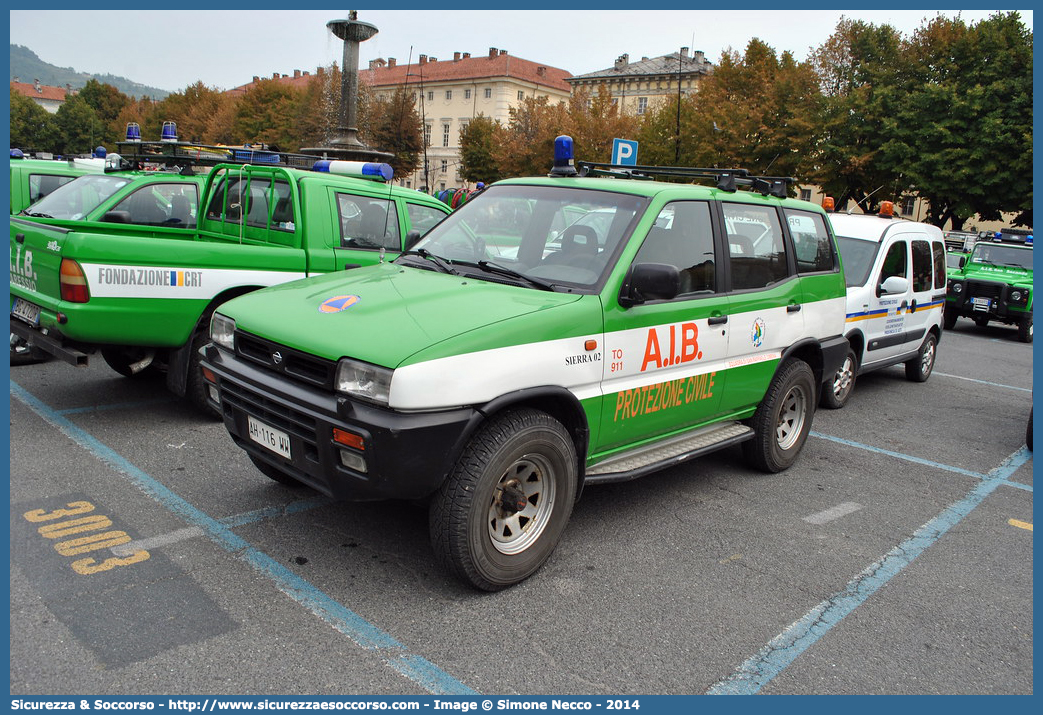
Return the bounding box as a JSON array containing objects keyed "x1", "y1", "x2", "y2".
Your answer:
[{"x1": 59, "y1": 259, "x2": 90, "y2": 303}]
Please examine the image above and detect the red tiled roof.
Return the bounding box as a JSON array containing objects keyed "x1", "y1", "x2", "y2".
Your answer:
[
  {"x1": 10, "y1": 81, "x2": 68, "y2": 102},
  {"x1": 362, "y1": 52, "x2": 572, "y2": 93}
]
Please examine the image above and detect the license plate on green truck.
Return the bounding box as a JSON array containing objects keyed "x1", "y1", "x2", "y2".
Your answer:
[{"x1": 11, "y1": 297, "x2": 41, "y2": 326}]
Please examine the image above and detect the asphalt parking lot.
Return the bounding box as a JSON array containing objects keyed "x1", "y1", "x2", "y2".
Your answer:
[{"x1": 8, "y1": 319, "x2": 1033, "y2": 696}]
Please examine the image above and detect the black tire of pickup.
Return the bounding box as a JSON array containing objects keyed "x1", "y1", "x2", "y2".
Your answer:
[
  {"x1": 943, "y1": 307, "x2": 958, "y2": 330},
  {"x1": 904, "y1": 333, "x2": 937, "y2": 382},
  {"x1": 429, "y1": 408, "x2": 577, "y2": 591},
  {"x1": 743, "y1": 359, "x2": 815, "y2": 473},
  {"x1": 820, "y1": 347, "x2": 858, "y2": 410}
]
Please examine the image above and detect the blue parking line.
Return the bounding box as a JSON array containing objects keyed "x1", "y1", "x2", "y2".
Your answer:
[
  {"x1": 10, "y1": 380, "x2": 477, "y2": 696},
  {"x1": 706, "y1": 446, "x2": 1032, "y2": 695},
  {"x1": 55, "y1": 397, "x2": 178, "y2": 415}
]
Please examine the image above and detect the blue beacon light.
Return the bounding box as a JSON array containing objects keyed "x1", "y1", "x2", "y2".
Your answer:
[
  {"x1": 125, "y1": 123, "x2": 142, "y2": 142},
  {"x1": 160, "y1": 121, "x2": 178, "y2": 142},
  {"x1": 549, "y1": 135, "x2": 578, "y2": 176},
  {"x1": 312, "y1": 160, "x2": 394, "y2": 183}
]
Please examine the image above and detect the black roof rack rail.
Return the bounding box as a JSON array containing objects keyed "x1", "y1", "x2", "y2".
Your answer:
[
  {"x1": 113, "y1": 140, "x2": 321, "y2": 173},
  {"x1": 575, "y1": 161, "x2": 796, "y2": 198}
]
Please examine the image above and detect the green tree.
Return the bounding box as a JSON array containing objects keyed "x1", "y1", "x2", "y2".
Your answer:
[
  {"x1": 77, "y1": 79, "x2": 130, "y2": 146},
  {"x1": 153, "y1": 82, "x2": 232, "y2": 144},
  {"x1": 566, "y1": 86, "x2": 641, "y2": 164},
  {"x1": 228, "y1": 79, "x2": 301, "y2": 148},
  {"x1": 52, "y1": 94, "x2": 105, "y2": 155},
  {"x1": 808, "y1": 19, "x2": 905, "y2": 212},
  {"x1": 10, "y1": 88, "x2": 58, "y2": 151},
  {"x1": 458, "y1": 115, "x2": 504, "y2": 184},
  {"x1": 879, "y1": 12, "x2": 1033, "y2": 228},
  {"x1": 494, "y1": 96, "x2": 569, "y2": 177},
  {"x1": 366, "y1": 85, "x2": 422, "y2": 177}
]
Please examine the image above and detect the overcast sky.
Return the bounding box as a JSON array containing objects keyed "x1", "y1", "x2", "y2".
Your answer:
[{"x1": 8, "y1": 8, "x2": 1033, "y2": 94}]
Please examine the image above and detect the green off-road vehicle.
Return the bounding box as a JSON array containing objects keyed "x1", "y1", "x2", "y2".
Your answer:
[
  {"x1": 201, "y1": 137, "x2": 849, "y2": 590},
  {"x1": 945, "y1": 237, "x2": 1033, "y2": 342}
]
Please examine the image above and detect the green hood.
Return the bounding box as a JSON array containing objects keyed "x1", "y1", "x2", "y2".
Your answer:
[
  {"x1": 964, "y1": 262, "x2": 1032, "y2": 285},
  {"x1": 221, "y1": 262, "x2": 586, "y2": 367}
]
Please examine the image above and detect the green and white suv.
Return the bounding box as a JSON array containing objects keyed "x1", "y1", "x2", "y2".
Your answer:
[{"x1": 201, "y1": 138, "x2": 849, "y2": 590}]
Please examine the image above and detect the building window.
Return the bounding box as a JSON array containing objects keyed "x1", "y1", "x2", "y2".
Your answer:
[
  {"x1": 440, "y1": 160, "x2": 448, "y2": 173},
  {"x1": 637, "y1": 97, "x2": 648, "y2": 115},
  {"x1": 484, "y1": 88, "x2": 492, "y2": 99},
  {"x1": 427, "y1": 91, "x2": 434, "y2": 102},
  {"x1": 901, "y1": 197, "x2": 916, "y2": 216},
  {"x1": 424, "y1": 124, "x2": 432, "y2": 147},
  {"x1": 443, "y1": 123, "x2": 451, "y2": 147},
  {"x1": 800, "y1": 189, "x2": 812, "y2": 202},
  {"x1": 445, "y1": 90, "x2": 452, "y2": 101},
  {"x1": 464, "y1": 89, "x2": 471, "y2": 100},
  {"x1": 517, "y1": 90, "x2": 524, "y2": 101}
]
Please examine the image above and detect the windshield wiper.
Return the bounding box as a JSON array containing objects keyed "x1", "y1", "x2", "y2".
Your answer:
[
  {"x1": 401, "y1": 248, "x2": 458, "y2": 275},
  {"x1": 476, "y1": 260, "x2": 556, "y2": 291},
  {"x1": 20, "y1": 210, "x2": 54, "y2": 218}
]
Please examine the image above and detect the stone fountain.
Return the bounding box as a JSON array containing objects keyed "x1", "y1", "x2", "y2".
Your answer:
[{"x1": 301, "y1": 11, "x2": 393, "y2": 162}]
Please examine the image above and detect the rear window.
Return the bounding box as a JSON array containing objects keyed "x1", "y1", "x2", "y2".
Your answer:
[{"x1": 24, "y1": 175, "x2": 132, "y2": 220}]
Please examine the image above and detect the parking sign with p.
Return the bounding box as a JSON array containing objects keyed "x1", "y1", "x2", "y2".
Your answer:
[{"x1": 612, "y1": 138, "x2": 638, "y2": 166}]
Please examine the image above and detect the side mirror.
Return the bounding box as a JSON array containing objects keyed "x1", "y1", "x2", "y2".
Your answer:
[
  {"x1": 959, "y1": 256, "x2": 967, "y2": 268},
  {"x1": 878, "y1": 275, "x2": 910, "y2": 296},
  {"x1": 101, "y1": 210, "x2": 131, "y2": 224},
  {"x1": 404, "y1": 229, "x2": 422, "y2": 249},
  {"x1": 620, "y1": 263, "x2": 680, "y2": 307}
]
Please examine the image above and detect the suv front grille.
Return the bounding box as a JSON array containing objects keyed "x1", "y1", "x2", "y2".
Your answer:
[
  {"x1": 965, "y1": 280, "x2": 1003, "y2": 301},
  {"x1": 219, "y1": 379, "x2": 321, "y2": 466},
  {"x1": 235, "y1": 331, "x2": 336, "y2": 389}
]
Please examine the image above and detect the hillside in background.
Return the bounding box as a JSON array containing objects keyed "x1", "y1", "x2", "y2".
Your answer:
[{"x1": 10, "y1": 44, "x2": 170, "y2": 99}]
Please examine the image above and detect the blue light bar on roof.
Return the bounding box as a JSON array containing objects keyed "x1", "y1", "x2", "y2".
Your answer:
[
  {"x1": 10, "y1": 148, "x2": 24, "y2": 159},
  {"x1": 312, "y1": 160, "x2": 393, "y2": 182},
  {"x1": 125, "y1": 123, "x2": 142, "y2": 142}
]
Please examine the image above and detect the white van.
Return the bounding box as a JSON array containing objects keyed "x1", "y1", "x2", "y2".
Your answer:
[{"x1": 823, "y1": 207, "x2": 947, "y2": 408}]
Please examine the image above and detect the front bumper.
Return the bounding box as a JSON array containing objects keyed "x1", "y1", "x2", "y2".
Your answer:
[
  {"x1": 200, "y1": 343, "x2": 478, "y2": 502},
  {"x1": 947, "y1": 279, "x2": 1031, "y2": 322}
]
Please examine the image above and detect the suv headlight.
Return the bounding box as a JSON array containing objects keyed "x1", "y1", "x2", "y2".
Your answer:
[
  {"x1": 950, "y1": 281, "x2": 963, "y2": 294},
  {"x1": 335, "y1": 359, "x2": 393, "y2": 405},
  {"x1": 210, "y1": 313, "x2": 236, "y2": 351}
]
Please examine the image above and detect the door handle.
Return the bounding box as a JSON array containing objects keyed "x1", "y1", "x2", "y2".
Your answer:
[
  {"x1": 15, "y1": 233, "x2": 25, "y2": 244},
  {"x1": 708, "y1": 315, "x2": 728, "y2": 326},
  {"x1": 910, "y1": 299, "x2": 917, "y2": 313},
  {"x1": 787, "y1": 303, "x2": 801, "y2": 313}
]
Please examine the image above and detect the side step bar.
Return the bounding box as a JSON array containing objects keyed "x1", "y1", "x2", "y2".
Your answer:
[{"x1": 584, "y1": 421, "x2": 753, "y2": 484}]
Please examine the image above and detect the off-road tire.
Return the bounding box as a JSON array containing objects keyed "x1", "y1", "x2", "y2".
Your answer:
[
  {"x1": 820, "y1": 347, "x2": 857, "y2": 409},
  {"x1": 743, "y1": 359, "x2": 815, "y2": 473},
  {"x1": 943, "y1": 308, "x2": 958, "y2": 330},
  {"x1": 904, "y1": 333, "x2": 937, "y2": 382},
  {"x1": 429, "y1": 408, "x2": 577, "y2": 591},
  {"x1": 1018, "y1": 314, "x2": 1033, "y2": 343}
]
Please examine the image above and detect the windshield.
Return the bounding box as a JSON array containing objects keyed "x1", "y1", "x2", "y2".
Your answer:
[
  {"x1": 404, "y1": 184, "x2": 649, "y2": 290},
  {"x1": 969, "y1": 243, "x2": 1033, "y2": 270},
  {"x1": 23, "y1": 174, "x2": 133, "y2": 220},
  {"x1": 946, "y1": 253, "x2": 965, "y2": 269},
  {"x1": 836, "y1": 235, "x2": 879, "y2": 287}
]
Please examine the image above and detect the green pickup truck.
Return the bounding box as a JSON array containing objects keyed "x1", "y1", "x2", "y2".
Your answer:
[
  {"x1": 9, "y1": 151, "x2": 106, "y2": 215},
  {"x1": 10, "y1": 141, "x2": 452, "y2": 413}
]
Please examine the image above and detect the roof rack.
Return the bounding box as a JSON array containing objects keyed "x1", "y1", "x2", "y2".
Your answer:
[
  {"x1": 113, "y1": 140, "x2": 321, "y2": 173},
  {"x1": 575, "y1": 161, "x2": 795, "y2": 198}
]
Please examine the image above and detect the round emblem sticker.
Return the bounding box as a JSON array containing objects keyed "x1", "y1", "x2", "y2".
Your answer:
[
  {"x1": 319, "y1": 295, "x2": 360, "y2": 313},
  {"x1": 751, "y1": 318, "x2": 765, "y2": 348}
]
